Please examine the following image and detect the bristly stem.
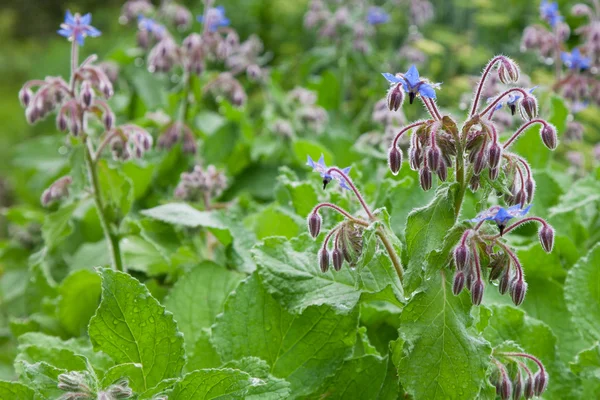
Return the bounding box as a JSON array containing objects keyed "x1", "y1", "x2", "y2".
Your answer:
[
  {"x1": 392, "y1": 121, "x2": 427, "y2": 148},
  {"x1": 326, "y1": 167, "x2": 375, "y2": 220},
  {"x1": 480, "y1": 87, "x2": 530, "y2": 117},
  {"x1": 499, "y1": 352, "x2": 546, "y2": 373},
  {"x1": 485, "y1": 217, "x2": 549, "y2": 239},
  {"x1": 503, "y1": 119, "x2": 548, "y2": 148},
  {"x1": 496, "y1": 241, "x2": 523, "y2": 280},
  {"x1": 376, "y1": 228, "x2": 404, "y2": 282},
  {"x1": 312, "y1": 203, "x2": 369, "y2": 226},
  {"x1": 470, "y1": 55, "x2": 504, "y2": 117}
]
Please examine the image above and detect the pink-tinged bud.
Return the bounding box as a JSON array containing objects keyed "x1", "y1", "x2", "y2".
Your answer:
[
  {"x1": 498, "y1": 271, "x2": 510, "y2": 295},
  {"x1": 499, "y1": 375, "x2": 513, "y2": 400},
  {"x1": 427, "y1": 147, "x2": 441, "y2": 171},
  {"x1": 452, "y1": 271, "x2": 466, "y2": 295},
  {"x1": 469, "y1": 174, "x2": 480, "y2": 191},
  {"x1": 473, "y1": 149, "x2": 487, "y2": 175},
  {"x1": 556, "y1": 22, "x2": 570, "y2": 42},
  {"x1": 466, "y1": 268, "x2": 474, "y2": 291},
  {"x1": 419, "y1": 167, "x2": 432, "y2": 191},
  {"x1": 454, "y1": 244, "x2": 469, "y2": 270},
  {"x1": 515, "y1": 190, "x2": 527, "y2": 207},
  {"x1": 498, "y1": 57, "x2": 520, "y2": 84},
  {"x1": 319, "y1": 249, "x2": 330, "y2": 272},
  {"x1": 471, "y1": 280, "x2": 484, "y2": 305},
  {"x1": 489, "y1": 167, "x2": 499, "y2": 181},
  {"x1": 103, "y1": 112, "x2": 114, "y2": 130},
  {"x1": 332, "y1": 248, "x2": 343, "y2": 271},
  {"x1": 437, "y1": 162, "x2": 447, "y2": 181},
  {"x1": 533, "y1": 371, "x2": 548, "y2": 396},
  {"x1": 524, "y1": 375, "x2": 534, "y2": 399},
  {"x1": 512, "y1": 371, "x2": 523, "y2": 400},
  {"x1": 81, "y1": 82, "x2": 94, "y2": 108},
  {"x1": 572, "y1": 4, "x2": 592, "y2": 16},
  {"x1": 19, "y1": 88, "x2": 32, "y2": 107},
  {"x1": 488, "y1": 142, "x2": 502, "y2": 169},
  {"x1": 307, "y1": 212, "x2": 322, "y2": 238},
  {"x1": 409, "y1": 146, "x2": 421, "y2": 171},
  {"x1": 540, "y1": 124, "x2": 558, "y2": 150},
  {"x1": 525, "y1": 178, "x2": 535, "y2": 203},
  {"x1": 57, "y1": 113, "x2": 68, "y2": 132},
  {"x1": 519, "y1": 96, "x2": 538, "y2": 121},
  {"x1": 539, "y1": 225, "x2": 554, "y2": 253},
  {"x1": 386, "y1": 84, "x2": 404, "y2": 111},
  {"x1": 510, "y1": 279, "x2": 527, "y2": 306},
  {"x1": 388, "y1": 146, "x2": 402, "y2": 175}
]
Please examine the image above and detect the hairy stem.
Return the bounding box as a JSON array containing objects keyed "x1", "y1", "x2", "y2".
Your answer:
[
  {"x1": 376, "y1": 228, "x2": 404, "y2": 283},
  {"x1": 503, "y1": 119, "x2": 548, "y2": 148},
  {"x1": 470, "y1": 55, "x2": 504, "y2": 117},
  {"x1": 312, "y1": 203, "x2": 369, "y2": 226},
  {"x1": 326, "y1": 167, "x2": 375, "y2": 220}
]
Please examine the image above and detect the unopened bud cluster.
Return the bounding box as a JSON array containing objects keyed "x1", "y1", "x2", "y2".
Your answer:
[
  {"x1": 492, "y1": 352, "x2": 548, "y2": 400},
  {"x1": 174, "y1": 164, "x2": 227, "y2": 203},
  {"x1": 269, "y1": 87, "x2": 328, "y2": 139},
  {"x1": 41, "y1": 176, "x2": 73, "y2": 207},
  {"x1": 312, "y1": 217, "x2": 364, "y2": 272},
  {"x1": 108, "y1": 124, "x2": 153, "y2": 161},
  {"x1": 157, "y1": 121, "x2": 197, "y2": 154}
]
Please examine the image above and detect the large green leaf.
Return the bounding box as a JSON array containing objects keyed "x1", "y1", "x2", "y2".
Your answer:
[
  {"x1": 393, "y1": 271, "x2": 491, "y2": 400},
  {"x1": 212, "y1": 273, "x2": 358, "y2": 397},
  {"x1": 42, "y1": 202, "x2": 78, "y2": 250},
  {"x1": 58, "y1": 269, "x2": 101, "y2": 336},
  {"x1": 0, "y1": 381, "x2": 35, "y2": 400},
  {"x1": 88, "y1": 269, "x2": 185, "y2": 391},
  {"x1": 570, "y1": 344, "x2": 600, "y2": 399}
]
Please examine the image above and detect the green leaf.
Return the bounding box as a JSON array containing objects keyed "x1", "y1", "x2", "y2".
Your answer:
[
  {"x1": 292, "y1": 138, "x2": 334, "y2": 165},
  {"x1": 58, "y1": 269, "x2": 101, "y2": 336},
  {"x1": 549, "y1": 176, "x2": 600, "y2": 215},
  {"x1": 164, "y1": 261, "x2": 243, "y2": 344},
  {"x1": 101, "y1": 363, "x2": 146, "y2": 393},
  {"x1": 42, "y1": 202, "x2": 78, "y2": 250},
  {"x1": 570, "y1": 344, "x2": 600, "y2": 398},
  {"x1": 97, "y1": 160, "x2": 134, "y2": 219},
  {"x1": 88, "y1": 269, "x2": 185, "y2": 391},
  {"x1": 169, "y1": 368, "x2": 291, "y2": 400},
  {"x1": 212, "y1": 273, "x2": 358, "y2": 396},
  {"x1": 253, "y1": 234, "x2": 402, "y2": 315},
  {"x1": 121, "y1": 235, "x2": 171, "y2": 276},
  {"x1": 548, "y1": 95, "x2": 569, "y2": 136},
  {"x1": 0, "y1": 381, "x2": 35, "y2": 400},
  {"x1": 247, "y1": 205, "x2": 302, "y2": 240},
  {"x1": 394, "y1": 271, "x2": 491, "y2": 400},
  {"x1": 185, "y1": 330, "x2": 222, "y2": 372},
  {"x1": 565, "y1": 244, "x2": 600, "y2": 342},
  {"x1": 15, "y1": 344, "x2": 88, "y2": 375},
  {"x1": 383, "y1": 172, "x2": 435, "y2": 234},
  {"x1": 275, "y1": 169, "x2": 319, "y2": 217},
  {"x1": 18, "y1": 361, "x2": 66, "y2": 399}
]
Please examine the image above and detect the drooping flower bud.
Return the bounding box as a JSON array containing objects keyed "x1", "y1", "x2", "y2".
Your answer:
[
  {"x1": 533, "y1": 371, "x2": 548, "y2": 396},
  {"x1": 388, "y1": 146, "x2": 402, "y2": 175},
  {"x1": 499, "y1": 374, "x2": 513, "y2": 400},
  {"x1": 471, "y1": 279, "x2": 484, "y2": 305},
  {"x1": 332, "y1": 248, "x2": 343, "y2": 271},
  {"x1": 519, "y1": 96, "x2": 538, "y2": 121},
  {"x1": 437, "y1": 162, "x2": 447, "y2": 181},
  {"x1": 386, "y1": 83, "x2": 404, "y2": 111},
  {"x1": 56, "y1": 112, "x2": 68, "y2": 132},
  {"x1": 419, "y1": 167, "x2": 432, "y2": 191},
  {"x1": 498, "y1": 271, "x2": 510, "y2": 295},
  {"x1": 41, "y1": 176, "x2": 73, "y2": 207},
  {"x1": 510, "y1": 279, "x2": 527, "y2": 306},
  {"x1": 19, "y1": 88, "x2": 32, "y2": 107},
  {"x1": 488, "y1": 142, "x2": 502, "y2": 169},
  {"x1": 319, "y1": 248, "x2": 330, "y2": 272},
  {"x1": 539, "y1": 225, "x2": 554, "y2": 253},
  {"x1": 489, "y1": 167, "x2": 499, "y2": 181},
  {"x1": 308, "y1": 212, "x2": 322, "y2": 238},
  {"x1": 409, "y1": 146, "x2": 421, "y2": 171},
  {"x1": 426, "y1": 147, "x2": 441, "y2": 171},
  {"x1": 512, "y1": 370, "x2": 523, "y2": 400},
  {"x1": 452, "y1": 271, "x2": 466, "y2": 295},
  {"x1": 80, "y1": 81, "x2": 94, "y2": 108},
  {"x1": 498, "y1": 57, "x2": 520, "y2": 84},
  {"x1": 469, "y1": 174, "x2": 481, "y2": 191},
  {"x1": 454, "y1": 243, "x2": 470, "y2": 270},
  {"x1": 525, "y1": 178, "x2": 535, "y2": 203},
  {"x1": 103, "y1": 112, "x2": 114, "y2": 130},
  {"x1": 524, "y1": 375, "x2": 534, "y2": 399},
  {"x1": 515, "y1": 190, "x2": 527, "y2": 207},
  {"x1": 473, "y1": 149, "x2": 487, "y2": 175},
  {"x1": 540, "y1": 124, "x2": 558, "y2": 150}
]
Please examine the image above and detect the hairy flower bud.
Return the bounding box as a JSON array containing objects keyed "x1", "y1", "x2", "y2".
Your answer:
[
  {"x1": 499, "y1": 375, "x2": 513, "y2": 400},
  {"x1": 419, "y1": 167, "x2": 432, "y2": 191},
  {"x1": 489, "y1": 167, "x2": 499, "y2": 181},
  {"x1": 469, "y1": 174, "x2": 480, "y2": 191},
  {"x1": 388, "y1": 146, "x2": 402, "y2": 175},
  {"x1": 473, "y1": 149, "x2": 487, "y2": 175},
  {"x1": 454, "y1": 243, "x2": 469, "y2": 270},
  {"x1": 512, "y1": 371, "x2": 523, "y2": 400},
  {"x1": 471, "y1": 279, "x2": 484, "y2": 305},
  {"x1": 437, "y1": 161, "x2": 447, "y2": 181},
  {"x1": 81, "y1": 81, "x2": 94, "y2": 108},
  {"x1": 19, "y1": 88, "x2": 32, "y2": 107},
  {"x1": 524, "y1": 375, "x2": 534, "y2": 399},
  {"x1": 332, "y1": 248, "x2": 343, "y2": 271},
  {"x1": 386, "y1": 84, "x2": 404, "y2": 111},
  {"x1": 319, "y1": 248, "x2": 330, "y2": 272},
  {"x1": 41, "y1": 176, "x2": 72, "y2": 207},
  {"x1": 308, "y1": 212, "x2": 322, "y2": 238},
  {"x1": 453, "y1": 271, "x2": 466, "y2": 295},
  {"x1": 498, "y1": 57, "x2": 520, "y2": 84},
  {"x1": 539, "y1": 225, "x2": 554, "y2": 253},
  {"x1": 540, "y1": 124, "x2": 558, "y2": 150},
  {"x1": 519, "y1": 96, "x2": 538, "y2": 121},
  {"x1": 427, "y1": 146, "x2": 441, "y2": 171},
  {"x1": 533, "y1": 371, "x2": 548, "y2": 396},
  {"x1": 56, "y1": 113, "x2": 68, "y2": 132},
  {"x1": 525, "y1": 178, "x2": 535, "y2": 203},
  {"x1": 408, "y1": 146, "x2": 421, "y2": 171},
  {"x1": 510, "y1": 278, "x2": 527, "y2": 306},
  {"x1": 515, "y1": 190, "x2": 527, "y2": 207},
  {"x1": 488, "y1": 142, "x2": 502, "y2": 169},
  {"x1": 498, "y1": 271, "x2": 510, "y2": 295},
  {"x1": 103, "y1": 112, "x2": 114, "y2": 130}
]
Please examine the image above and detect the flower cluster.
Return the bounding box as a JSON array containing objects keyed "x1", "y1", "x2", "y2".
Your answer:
[
  {"x1": 40, "y1": 176, "x2": 73, "y2": 207},
  {"x1": 269, "y1": 87, "x2": 328, "y2": 139},
  {"x1": 491, "y1": 352, "x2": 548, "y2": 400},
  {"x1": 57, "y1": 371, "x2": 134, "y2": 399},
  {"x1": 174, "y1": 164, "x2": 228, "y2": 205},
  {"x1": 451, "y1": 205, "x2": 554, "y2": 306},
  {"x1": 157, "y1": 121, "x2": 197, "y2": 154}
]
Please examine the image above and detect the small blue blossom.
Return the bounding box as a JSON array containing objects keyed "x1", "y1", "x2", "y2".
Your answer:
[
  {"x1": 540, "y1": 0, "x2": 562, "y2": 27},
  {"x1": 57, "y1": 10, "x2": 101, "y2": 46},
  {"x1": 470, "y1": 204, "x2": 532, "y2": 234},
  {"x1": 197, "y1": 6, "x2": 230, "y2": 32},
  {"x1": 489, "y1": 87, "x2": 537, "y2": 114},
  {"x1": 561, "y1": 48, "x2": 591, "y2": 71},
  {"x1": 138, "y1": 15, "x2": 166, "y2": 36},
  {"x1": 382, "y1": 65, "x2": 438, "y2": 104},
  {"x1": 307, "y1": 154, "x2": 352, "y2": 190},
  {"x1": 367, "y1": 7, "x2": 389, "y2": 25}
]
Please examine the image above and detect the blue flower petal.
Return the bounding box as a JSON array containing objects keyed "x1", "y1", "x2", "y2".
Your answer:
[
  {"x1": 85, "y1": 26, "x2": 101, "y2": 37},
  {"x1": 404, "y1": 65, "x2": 420, "y2": 87},
  {"x1": 382, "y1": 73, "x2": 403, "y2": 84},
  {"x1": 57, "y1": 28, "x2": 72, "y2": 38},
  {"x1": 306, "y1": 155, "x2": 315, "y2": 168},
  {"x1": 418, "y1": 83, "x2": 436, "y2": 99},
  {"x1": 65, "y1": 10, "x2": 75, "y2": 24},
  {"x1": 80, "y1": 13, "x2": 92, "y2": 25}
]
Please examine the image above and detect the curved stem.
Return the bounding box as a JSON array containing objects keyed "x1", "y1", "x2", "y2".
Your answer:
[
  {"x1": 480, "y1": 88, "x2": 530, "y2": 117},
  {"x1": 503, "y1": 119, "x2": 548, "y2": 149},
  {"x1": 470, "y1": 242, "x2": 482, "y2": 282},
  {"x1": 486, "y1": 217, "x2": 548, "y2": 239},
  {"x1": 420, "y1": 97, "x2": 438, "y2": 120},
  {"x1": 470, "y1": 56, "x2": 504, "y2": 117},
  {"x1": 499, "y1": 352, "x2": 546, "y2": 374},
  {"x1": 376, "y1": 228, "x2": 404, "y2": 282},
  {"x1": 392, "y1": 121, "x2": 427, "y2": 148},
  {"x1": 311, "y1": 203, "x2": 369, "y2": 227},
  {"x1": 325, "y1": 167, "x2": 375, "y2": 220},
  {"x1": 426, "y1": 97, "x2": 442, "y2": 120},
  {"x1": 322, "y1": 225, "x2": 341, "y2": 250},
  {"x1": 496, "y1": 242, "x2": 522, "y2": 281}
]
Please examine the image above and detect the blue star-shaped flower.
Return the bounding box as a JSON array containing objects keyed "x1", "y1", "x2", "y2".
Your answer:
[
  {"x1": 307, "y1": 155, "x2": 352, "y2": 190},
  {"x1": 197, "y1": 6, "x2": 230, "y2": 32},
  {"x1": 540, "y1": 0, "x2": 562, "y2": 27},
  {"x1": 367, "y1": 7, "x2": 389, "y2": 25},
  {"x1": 138, "y1": 16, "x2": 165, "y2": 36},
  {"x1": 561, "y1": 48, "x2": 591, "y2": 71},
  {"x1": 470, "y1": 204, "x2": 532, "y2": 234},
  {"x1": 382, "y1": 65, "x2": 438, "y2": 104},
  {"x1": 57, "y1": 10, "x2": 101, "y2": 46},
  {"x1": 488, "y1": 87, "x2": 537, "y2": 115}
]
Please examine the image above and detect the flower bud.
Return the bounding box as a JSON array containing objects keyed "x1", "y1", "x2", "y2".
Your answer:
[
  {"x1": 452, "y1": 271, "x2": 466, "y2": 295},
  {"x1": 419, "y1": 167, "x2": 432, "y2": 191},
  {"x1": 515, "y1": 190, "x2": 527, "y2": 207},
  {"x1": 81, "y1": 82, "x2": 94, "y2": 108},
  {"x1": 19, "y1": 88, "x2": 32, "y2": 107},
  {"x1": 488, "y1": 252, "x2": 509, "y2": 281},
  {"x1": 510, "y1": 279, "x2": 527, "y2": 306},
  {"x1": 319, "y1": 248, "x2": 330, "y2": 272},
  {"x1": 466, "y1": 268, "x2": 474, "y2": 291},
  {"x1": 103, "y1": 112, "x2": 114, "y2": 130},
  {"x1": 469, "y1": 174, "x2": 480, "y2": 191},
  {"x1": 572, "y1": 4, "x2": 592, "y2": 16},
  {"x1": 498, "y1": 57, "x2": 520, "y2": 84},
  {"x1": 519, "y1": 96, "x2": 538, "y2": 121},
  {"x1": 539, "y1": 225, "x2": 554, "y2": 253},
  {"x1": 499, "y1": 375, "x2": 513, "y2": 400},
  {"x1": 473, "y1": 149, "x2": 487, "y2": 175},
  {"x1": 332, "y1": 248, "x2": 343, "y2": 271},
  {"x1": 540, "y1": 124, "x2": 558, "y2": 150},
  {"x1": 512, "y1": 371, "x2": 523, "y2": 400},
  {"x1": 533, "y1": 371, "x2": 548, "y2": 396},
  {"x1": 386, "y1": 84, "x2": 404, "y2": 111},
  {"x1": 437, "y1": 161, "x2": 447, "y2": 181},
  {"x1": 408, "y1": 146, "x2": 421, "y2": 171},
  {"x1": 471, "y1": 279, "x2": 484, "y2": 305},
  {"x1": 489, "y1": 167, "x2": 499, "y2": 181},
  {"x1": 426, "y1": 147, "x2": 441, "y2": 171},
  {"x1": 308, "y1": 212, "x2": 322, "y2": 238},
  {"x1": 56, "y1": 113, "x2": 68, "y2": 132},
  {"x1": 454, "y1": 243, "x2": 469, "y2": 270},
  {"x1": 498, "y1": 271, "x2": 510, "y2": 295},
  {"x1": 525, "y1": 178, "x2": 535, "y2": 203},
  {"x1": 388, "y1": 146, "x2": 402, "y2": 175},
  {"x1": 488, "y1": 142, "x2": 502, "y2": 169},
  {"x1": 524, "y1": 375, "x2": 534, "y2": 399}
]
